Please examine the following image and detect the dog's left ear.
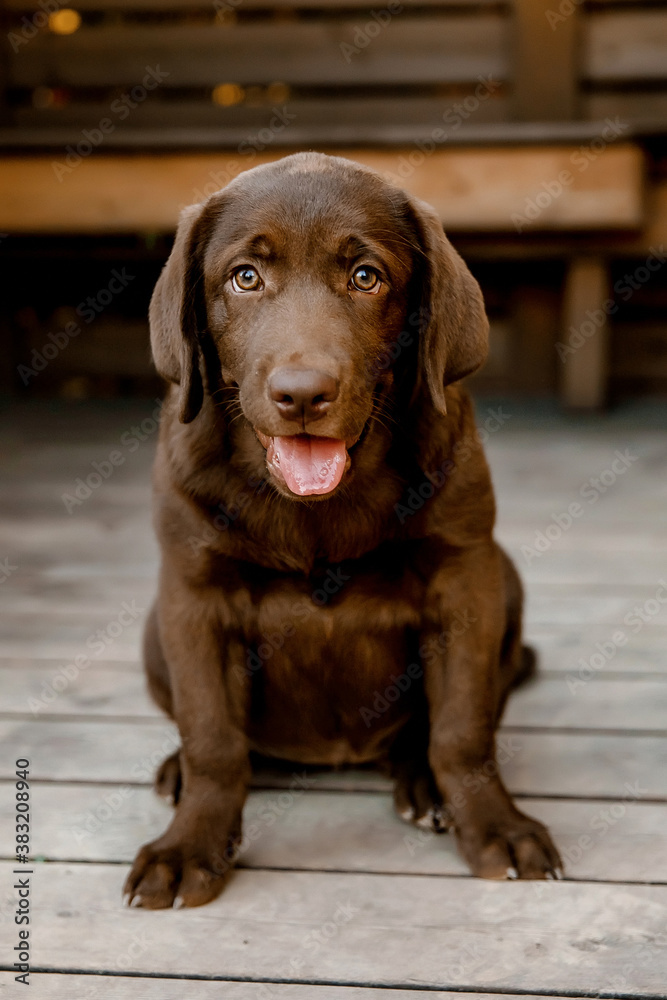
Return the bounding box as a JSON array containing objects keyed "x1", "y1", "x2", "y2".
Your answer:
[
  {"x1": 149, "y1": 202, "x2": 210, "y2": 424},
  {"x1": 406, "y1": 196, "x2": 489, "y2": 414}
]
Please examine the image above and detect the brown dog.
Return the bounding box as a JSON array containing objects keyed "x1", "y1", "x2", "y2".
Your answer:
[{"x1": 124, "y1": 152, "x2": 562, "y2": 909}]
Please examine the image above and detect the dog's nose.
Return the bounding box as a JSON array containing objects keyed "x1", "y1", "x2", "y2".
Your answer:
[{"x1": 268, "y1": 367, "x2": 339, "y2": 423}]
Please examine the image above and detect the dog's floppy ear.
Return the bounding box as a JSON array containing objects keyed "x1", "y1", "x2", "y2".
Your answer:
[
  {"x1": 149, "y1": 202, "x2": 209, "y2": 423},
  {"x1": 407, "y1": 196, "x2": 489, "y2": 414}
]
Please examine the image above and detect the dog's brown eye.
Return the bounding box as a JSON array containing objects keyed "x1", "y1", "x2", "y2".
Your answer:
[
  {"x1": 232, "y1": 267, "x2": 262, "y2": 292},
  {"x1": 351, "y1": 266, "x2": 380, "y2": 293}
]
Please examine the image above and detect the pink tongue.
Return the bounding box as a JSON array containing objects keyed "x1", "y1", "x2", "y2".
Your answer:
[{"x1": 271, "y1": 436, "x2": 347, "y2": 496}]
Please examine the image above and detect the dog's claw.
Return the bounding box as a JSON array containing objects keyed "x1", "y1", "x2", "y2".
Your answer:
[{"x1": 416, "y1": 808, "x2": 436, "y2": 830}]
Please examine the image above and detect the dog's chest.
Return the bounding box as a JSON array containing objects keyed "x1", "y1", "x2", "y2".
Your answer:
[{"x1": 240, "y1": 560, "x2": 425, "y2": 764}]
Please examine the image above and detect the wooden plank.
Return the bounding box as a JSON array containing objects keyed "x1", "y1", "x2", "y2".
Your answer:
[
  {"x1": 9, "y1": 17, "x2": 508, "y2": 89},
  {"x1": 505, "y1": 677, "x2": 667, "y2": 731},
  {"x1": 0, "y1": 656, "x2": 142, "y2": 672},
  {"x1": 526, "y1": 623, "x2": 667, "y2": 675},
  {"x1": 3, "y1": 861, "x2": 667, "y2": 992},
  {"x1": 0, "y1": 664, "x2": 158, "y2": 718},
  {"x1": 513, "y1": 0, "x2": 578, "y2": 121},
  {"x1": 507, "y1": 547, "x2": 667, "y2": 587},
  {"x1": 560, "y1": 257, "x2": 611, "y2": 409},
  {"x1": 0, "y1": 146, "x2": 645, "y2": 234},
  {"x1": 525, "y1": 589, "x2": 667, "y2": 627},
  {"x1": 5, "y1": 0, "x2": 501, "y2": 8},
  {"x1": 4, "y1": 783, "x2": 667, "y2": 884},
  {"x1": 584, "y1": 9, "x2": 667, "y2": 81},
  {"x1": 4, "y1": 663, "x2": 667, "y2": 731},
  {"x1": 0, "y1": 611, "x2": 146, "y2": 662},
  {"x1": 0, "y1": 575, "x2": 156, "y2": 616},
  {"x1": 2, "y1": 721, "x2": 666, "y2": 797},
  {"x1": 0, "y1": 977, "x2": 570, "y2": 1000},
  {"x1": 585, "y1": 91, "x2": 667, "y2": 128},
  {"x1": 0, "y1": 119, "x2": 647, "y2": 151},
  {"x1": 13, "y1": 94, "x2": 510, "y2": 135}
]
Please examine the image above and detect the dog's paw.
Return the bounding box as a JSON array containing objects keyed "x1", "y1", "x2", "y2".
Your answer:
[
  {"x1": 392, "y1": 764, "x2": 450, "y2": 832},
  {"x1": 154, "y1": 751, "x2": 182, "y2": 805},
  {"x1": 460, "y1": 813, "x2": 563, "y2": 881},
  {"x1": 123, "y1": 829, "x2": 240, "y2": 908}
]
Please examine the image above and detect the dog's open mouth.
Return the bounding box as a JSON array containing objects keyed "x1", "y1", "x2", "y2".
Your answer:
[{"x1": 255, "y1": 431, "x2": 352, "y2": 496}]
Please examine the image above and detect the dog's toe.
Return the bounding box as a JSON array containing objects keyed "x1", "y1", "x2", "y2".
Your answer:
[{"x1": 154, "y1": 751, "x2": 182, "y2": 804}]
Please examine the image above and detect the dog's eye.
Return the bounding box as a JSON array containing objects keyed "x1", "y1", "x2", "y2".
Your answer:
[
  {"x1": 351, "y1": 266, "x2": 380, "y2": 293},
  {"x1": 232, "y1": 266, "x2": 262, "y2": 292}
]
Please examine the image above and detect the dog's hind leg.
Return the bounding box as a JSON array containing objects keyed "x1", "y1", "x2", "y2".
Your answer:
[
  {"x1": 389, "y1": 708, "x2": 450, "y2": 832},
  {"x1": 496, "y1": 545, "x2": 537, "y2": 723},
  {"x1": 144, "y1": 601, "x2": 182, "y2": 803},
  {"x1": 144, "y1": 600, "x2": 174, "y2": 717}
]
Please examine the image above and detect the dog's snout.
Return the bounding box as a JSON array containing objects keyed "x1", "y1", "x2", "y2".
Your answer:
[{"x1": 268, "y1": 367, "x2": 339, "y2": 423}]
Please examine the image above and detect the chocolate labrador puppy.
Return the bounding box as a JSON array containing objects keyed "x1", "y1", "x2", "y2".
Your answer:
[{"x1": 124, "y1": 152, "x2": 561, "y2": 909}]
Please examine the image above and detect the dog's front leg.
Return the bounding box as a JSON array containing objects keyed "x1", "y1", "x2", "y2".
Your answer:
[
  {"x1": 124, "y1": 579, "x2": 250, "y2": 909},
  {"x1": 422, "y1": 543, "x2": 562, "y2": 880}
]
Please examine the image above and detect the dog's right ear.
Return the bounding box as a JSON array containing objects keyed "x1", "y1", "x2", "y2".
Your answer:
[{"x1": 149, "y1": 202, "x2": 208, "y2": 424}]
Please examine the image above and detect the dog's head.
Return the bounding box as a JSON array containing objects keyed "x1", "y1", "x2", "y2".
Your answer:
[{"x1": 150, "y1": 152, "x2": 488, "y2": 498}]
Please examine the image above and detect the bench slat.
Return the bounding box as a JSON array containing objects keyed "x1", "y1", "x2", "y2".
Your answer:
[
  {"x1": 584, "y1": 10, "x2": 667, "y2": 82},
  {"x1": 9, "y1": 18, "x2": 508, "y2": 89},
  {"x1": 12, "y1": 95, "x2": 509, "y2": 138},
  {"x1": 0, "y1": 147, "x2": 644, "y2": 233}
]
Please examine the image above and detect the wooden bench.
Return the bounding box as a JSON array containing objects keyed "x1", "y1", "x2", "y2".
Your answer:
[{"x1": 1, "y1": 0, "x2": 667, "y2": 406}]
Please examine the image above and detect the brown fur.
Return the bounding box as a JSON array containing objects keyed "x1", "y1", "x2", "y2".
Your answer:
[{"x1": 124, "y1": 152, "x2": 561, "y2": 909}]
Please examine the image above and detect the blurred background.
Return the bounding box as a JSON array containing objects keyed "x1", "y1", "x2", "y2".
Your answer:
[{"x1": 1, "y1": 0, "x2": 667, "y2": 408}]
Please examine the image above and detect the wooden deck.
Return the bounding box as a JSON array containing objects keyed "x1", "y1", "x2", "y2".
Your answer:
[{"x1": 1, "y1": 397, "x2": 666, "y2": 998}]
